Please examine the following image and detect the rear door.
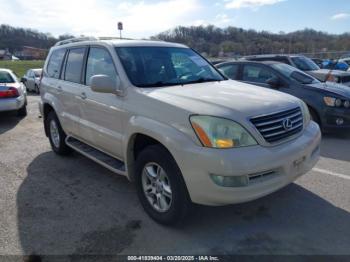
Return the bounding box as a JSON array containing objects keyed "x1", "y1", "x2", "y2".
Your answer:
[
  {"x1": 58, "y1": 47, "x2": 87, "y2": 137},
  {"x1": 78, "y1": 46, "x2": 124, "y2": 159}
]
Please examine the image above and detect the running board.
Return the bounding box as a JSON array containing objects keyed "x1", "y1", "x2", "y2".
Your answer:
[{"x1": 65, "y1": 136, "x2": 126, "y2": 176}]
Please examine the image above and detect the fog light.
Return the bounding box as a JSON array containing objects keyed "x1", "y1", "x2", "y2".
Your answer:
[
  {"x1": 210, "y1": 174, "x2": 249, "y2": 187},
  {"x1": 344, "y1": 101, "x2": 350, "y2": 108},
  {"x1": 336, "y1": 118, "x2": 344, "y2": 126}
]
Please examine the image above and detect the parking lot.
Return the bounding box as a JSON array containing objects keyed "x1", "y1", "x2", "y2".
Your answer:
[{"x1": 0, "y1": 94, "x2": 350, "y2": 256}]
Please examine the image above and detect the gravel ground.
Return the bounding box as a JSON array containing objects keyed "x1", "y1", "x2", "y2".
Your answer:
[{"x1": 0, "y1": 94, "x2": 349, "y2": 257}]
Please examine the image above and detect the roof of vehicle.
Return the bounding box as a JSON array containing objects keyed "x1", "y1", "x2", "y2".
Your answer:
[
  {"x1": 0, "y1": 68, "x2": 13, "y2": 73},
  {"x1": 244, "y1": 54, "x2": 303, "y2": 59},
  {"x1": 217, "y1": 60, "x2": 280, "y2": 67},
  {"x1": 52, "y1": 37, "x2": 188, "y2": 49}
]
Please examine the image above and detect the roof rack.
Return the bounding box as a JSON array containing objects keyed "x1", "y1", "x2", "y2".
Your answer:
[
  {"x1": 54, "y1": 37, "x2": 98, "y2": 46},
  {"x1": 54, "y1": 36, "x2": 137, "y2": 46}
]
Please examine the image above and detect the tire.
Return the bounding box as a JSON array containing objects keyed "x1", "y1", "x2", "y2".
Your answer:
[
  {"x1": 135, "y1": 145, "x2": 191, "y2": 225},
  {"x1": 17, "y1": 105, "x2": 27, "y2": 117},
  {"x1": 35, "y1": 84, "x2": 40, "y2": 94},
  {"x1": 309, "y1": 107, "x2": 321, "y2": 126},
  {"x1": 46, "y1": 111, "x2": 72, "y2": 155}
]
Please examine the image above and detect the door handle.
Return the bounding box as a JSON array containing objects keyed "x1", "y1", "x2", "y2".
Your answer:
[
  {"x1": 80, "y1": 92, "x2": 87, "y2": 100},
  {"x1": 57, "y1": 86, "x2": 63, "y2": 93}
]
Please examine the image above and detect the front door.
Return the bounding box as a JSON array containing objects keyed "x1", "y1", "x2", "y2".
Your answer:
[{"x1": 78, "y1": 46, "x2": 124, "y2": 159}]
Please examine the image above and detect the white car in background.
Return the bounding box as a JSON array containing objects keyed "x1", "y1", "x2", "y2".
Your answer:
[
  {"x1": 0, "y1": 68, "x2": 27, "y2": 117},
  {"x1": 22, "y1": 68, "x2": 42, "y2": 93}
]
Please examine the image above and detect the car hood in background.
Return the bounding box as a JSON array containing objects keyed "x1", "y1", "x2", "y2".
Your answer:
[
  {"x1": 307, "y1": 82, "x2": 350, "y2": 98},
  {"x1": 307, "y1": 69, "x2": 350, "y2": 83}
]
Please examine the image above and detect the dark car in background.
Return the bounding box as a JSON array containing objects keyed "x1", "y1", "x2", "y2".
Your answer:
[
  {"x1": 244, "y1": 54, "x2": 350, "y2": 87},
  {"x1": 216, "y1": 60, "x2": 350, "y2": 133}
]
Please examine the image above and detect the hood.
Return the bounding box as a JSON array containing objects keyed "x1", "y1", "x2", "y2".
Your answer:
[
  {"x1": 308, "y1": 69, "x2": 350, "y2": 76},
  {"x1": 307, "y1": 82, "x2": 350, "y2": 98},
  {"x1": 307, "y1": 69, "x2": 350, "y2": 81},
  {"x1": 142, "y1": 80, "x2": 301, "y2": 118}
]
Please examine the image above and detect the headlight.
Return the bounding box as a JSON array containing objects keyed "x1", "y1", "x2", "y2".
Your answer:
[
  {"x1": 300, "y1": 101, "x2": 310, "y2": 125},
  {"x1": 190, "y1": 116, "x2": 257, "y2": 148},
  {"x1": 344, "y1": 100, "x2": 350, "y2": 108},
  {"x1": 323, "y1": 97, "x2": 348, "y2": 108}
]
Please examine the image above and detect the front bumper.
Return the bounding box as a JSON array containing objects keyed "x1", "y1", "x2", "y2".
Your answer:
[
  {"x1": 176, "y1": 121, "x2": 321, "y2": 206},
  {"x1": 322, "y1": 107, "x2": 350, "y2": 132},
  {"x1": 0, "y1": 95, "x2": 26, "y2": 112}
]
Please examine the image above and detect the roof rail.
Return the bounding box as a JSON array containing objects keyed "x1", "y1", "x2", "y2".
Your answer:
[
  {"x1": 54, "y1": 37, "x2": 98, "y2": 46},
  {"x1": 98, "y1": 37, "x2": 135, "y2": 40}
]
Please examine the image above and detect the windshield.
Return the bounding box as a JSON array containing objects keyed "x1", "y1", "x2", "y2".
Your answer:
[
  {"x1": 115, "y1": 47, "x2": 226, "y2": 87},
  {"x1": 272, "y1": 63, "x2": 319, "y2": 84},
  {"x1": 291, "y1": 56, "x2": 320, "y2": 71},
  {"x1": 34, "y1": 69, "x2": 42, "y2": 77},
  {"x1": 0, "y1": 71, "x2": 15, "y2": 83}
]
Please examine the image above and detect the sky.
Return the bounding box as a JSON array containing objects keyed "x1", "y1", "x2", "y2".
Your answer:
[{"x1": 0, "y1": 0, "x2": 349, "y2": 38}]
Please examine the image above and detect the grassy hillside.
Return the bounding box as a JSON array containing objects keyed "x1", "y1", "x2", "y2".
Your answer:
[{"x1": 0, "y1": 60, "x2": 44, "y2": 77}]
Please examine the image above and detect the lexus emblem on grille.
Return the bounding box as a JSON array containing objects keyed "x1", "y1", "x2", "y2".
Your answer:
[{"x1": 282, "y1": 118, "x2": 293, "y2": 130}]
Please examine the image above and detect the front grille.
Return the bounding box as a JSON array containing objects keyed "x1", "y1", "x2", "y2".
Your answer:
[{"x1": 251, "y1": 107, "x2": 303, "y2": 143}]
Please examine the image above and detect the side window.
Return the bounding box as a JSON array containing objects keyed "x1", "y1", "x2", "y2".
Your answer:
[
  {"x1": 47, "y1": 49, "x2": 66, "y2": 79},
  {"x1": 242, "y1": 65, "x2": 278, "y2": 84},
  {"x1": 272, "y1": 57, "x2": 290, "y2": 65},
  {"x1": 218, "y1": 64, "x2": 239, "y2": 79},
  {"x1": 85, "y1": 47, "x2": 117, "y2": 86},
  {"x1": 64, "y1": 48, "x2": 86, "y2": 83}
]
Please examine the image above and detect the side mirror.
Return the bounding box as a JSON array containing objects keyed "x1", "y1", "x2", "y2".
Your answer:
[
  {"x1": 21, "y1": 77, "x2": 27, "y2": 83},
  {"x1": 266, "y1": 77, "x2": 282, "y2": 88},
  {"x1": 90, "y1": 75, "x2": 121, "y2": 94}
]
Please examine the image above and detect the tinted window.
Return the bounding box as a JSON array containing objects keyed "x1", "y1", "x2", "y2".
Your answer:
[
  {"x1": 34, "y1": 69, "x2": 42, "y2": 77},
  {"x1": 291, "y1": 57, "x2": 319, "y2": 71},
  {"x1": 64, "y1": 48, "x2": 85, "y2": 83},
  {"x1": 85, "y1": 48, "x2": 117, "y2": 86},
  {"x1": 242, "y1": 65, "x2": 278, "y2": 84},
  {"x1": 218, "y1": 64, "x2": 239, "y2": 79},
  {"x1": 47, "y1": 49, "x2": 66, "y2": 79},
  {"x1": 0, "y1": 71, "x2": 15, "y2": 83},
  {"x1": 116, "y1": 47, "x2": 225, "y2": 87},
  {"x1": 272, "y1": 63, "x2": 319, "y2": 84}
]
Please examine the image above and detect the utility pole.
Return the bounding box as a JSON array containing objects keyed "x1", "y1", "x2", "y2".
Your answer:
[{"x1": 118, "y1": 22, "x2": 123, "y2": 39}]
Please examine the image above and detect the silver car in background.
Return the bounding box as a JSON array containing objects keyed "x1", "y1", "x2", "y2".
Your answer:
[
  {"x1": 22, "y1": 68, "x2": 42, "y2": 93},
  {"x1": 0, "y1": 68, "x2": 27, "y2": 117}
]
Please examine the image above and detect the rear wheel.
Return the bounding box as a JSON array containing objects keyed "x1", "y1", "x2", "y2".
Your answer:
[
  {"x1": 46, "y1": 111, "x2": 72, "y2": 155},
  {"x1": 135, "y1": 145, "x2": 191, "y2": 225},
  {"x1": 17, "y1": 105, "x2": 27, "y2": 117}
]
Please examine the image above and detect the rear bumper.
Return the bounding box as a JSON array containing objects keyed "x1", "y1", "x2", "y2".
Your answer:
[{"x1": 0, "y1": 95, "x2": 26, "y2": 112}]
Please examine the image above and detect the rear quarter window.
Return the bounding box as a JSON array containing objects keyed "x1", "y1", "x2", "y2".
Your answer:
[
  {"x1": 218, "y1": 64, "x2": 239, "y2": 79},
  {"x1": 47, "y1": 49, "x2": 66, "y2": 79}
]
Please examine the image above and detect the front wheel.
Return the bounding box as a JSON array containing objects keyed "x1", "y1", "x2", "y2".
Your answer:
[
  {"x1": 46, "y1": 111, "x2": 72, "y2": 155},
  {"x1": 135, "y1": 145, "x2": 191, "y2": 225}
]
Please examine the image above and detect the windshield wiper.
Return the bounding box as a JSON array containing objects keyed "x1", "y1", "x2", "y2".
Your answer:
[
  {"x1": 181, "y1": 78, "x2": 221, "y2": 85},
  {"x1": 137, "y1": 81, "x2": 179, "y2": 88}
]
